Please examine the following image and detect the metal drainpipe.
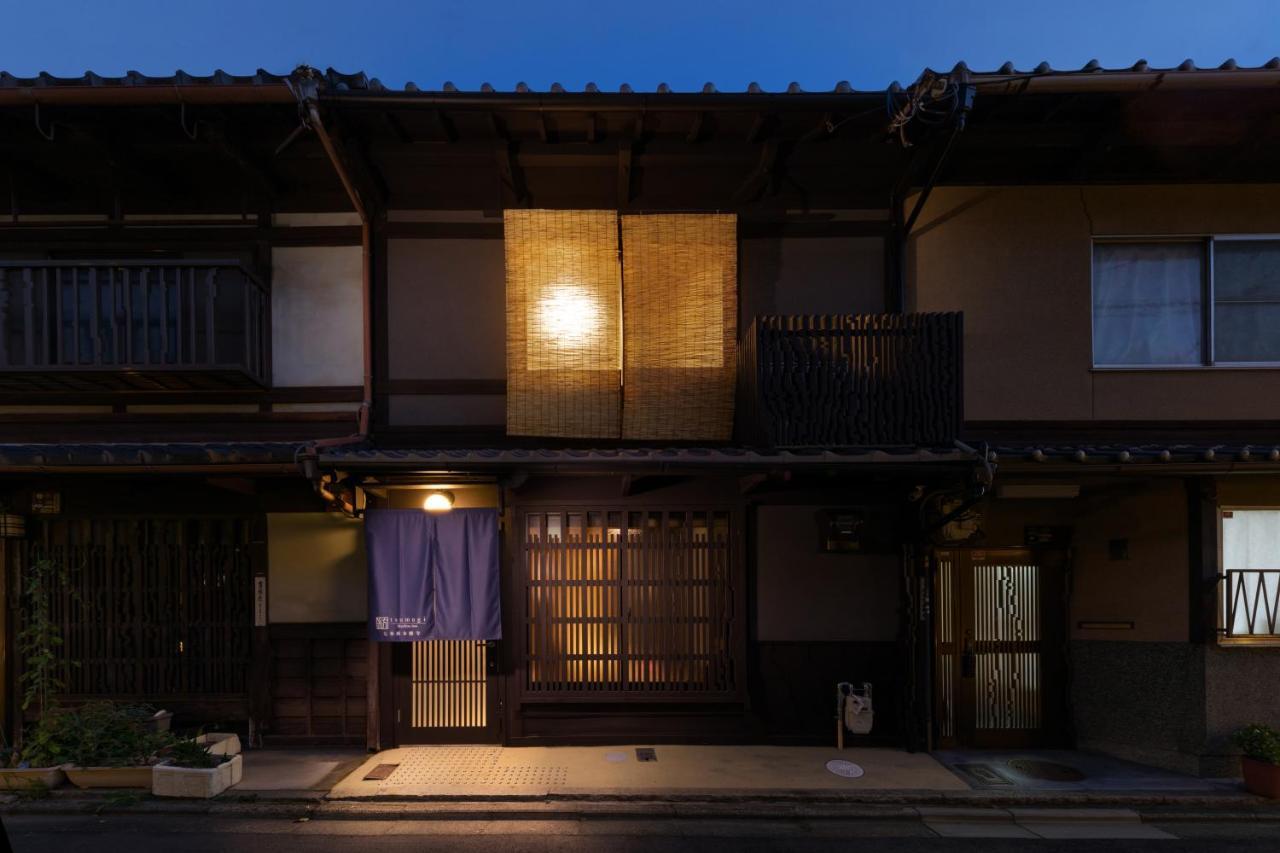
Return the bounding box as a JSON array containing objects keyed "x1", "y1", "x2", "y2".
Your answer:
[{"x1": 289, "y1": 70, "x2": 374, "y2": 480}]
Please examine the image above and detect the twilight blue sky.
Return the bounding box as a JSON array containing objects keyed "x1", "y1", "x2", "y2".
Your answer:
[{"x1": 1, "y1": 0, "x2": 1278, "y2": 91}]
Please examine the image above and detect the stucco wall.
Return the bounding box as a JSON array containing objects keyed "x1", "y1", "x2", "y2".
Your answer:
[
  {"x1": 754, "y1": 504, "x2": 899, "y2": 642},
  {"x1": 739, "y1": 236, "x2": 884, "y2": 326},
  {"x1": 384, "y1": 228, "x2": 885, "y2": 427},
  {"x1": 910, "y1": 185, "x2": 1280, "y2": 422},
  {"x1": 267, "y1": 512, "x2": 367, "y2": 623},
  {"x1": 271, "y1": 246, "x2": 363, "y2": 387},
  {"x1": 980, "y1": 478, "x2": 1189, "y2": 643}
]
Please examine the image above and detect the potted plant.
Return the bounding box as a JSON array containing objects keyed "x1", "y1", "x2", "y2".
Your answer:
[
  {"x1": 63, "y1": 702, "x2": 170, "y2": 789},
  {"x1": 152, "y1": 737, "x2": 242, "y2": 799},
  {"x1": 0, "y1": 558, "x2": 76, "y2": 790},
  {"x1": 1233, "y1": 723, "x2": 1280, "y2": 799}
]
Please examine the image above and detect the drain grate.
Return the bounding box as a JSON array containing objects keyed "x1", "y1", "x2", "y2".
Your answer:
[
  {"x1": 1007, "y1": 758, "x2": 1086, "y2": 782},
  {"x1": 635, "y1": 748, "x2": 657, "y2": 762}
]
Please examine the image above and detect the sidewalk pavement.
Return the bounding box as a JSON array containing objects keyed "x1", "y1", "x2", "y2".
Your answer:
[{"x1": 2, "y1": 744, "x2": 1275, "y2": 822}]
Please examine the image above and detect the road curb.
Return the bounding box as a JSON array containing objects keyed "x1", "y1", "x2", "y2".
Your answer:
[{"x1": 4, "y1": 789, "x2": 1278, "y2": 822}]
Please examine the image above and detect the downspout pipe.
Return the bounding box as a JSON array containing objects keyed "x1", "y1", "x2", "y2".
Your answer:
[{"x1": 289, "y1": 68, "x2": 374, "y2": 478}]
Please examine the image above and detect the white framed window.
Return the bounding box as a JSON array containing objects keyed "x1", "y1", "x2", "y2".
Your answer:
[
  {"x1": 1092, "y1": 238, "x2": 1280, "y2": 367},
  {"x1": 1219, "y1": 508, "x2": 1280, "y2": 644}
]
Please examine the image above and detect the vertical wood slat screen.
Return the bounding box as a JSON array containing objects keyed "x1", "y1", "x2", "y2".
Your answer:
[
  {"x1": 973, "y1": 562, "x2": 1041, "y2": 731},
  {"x1": 505, "y1": 210, "x2": 622, "y2": 438},
  {"x1": 521, "y1": 509, "x2": 736, "y2": 696},
  {"x1": 934, "y1": 552, "x2": 957, "y2": 740},
  {"x1": 410, "y1": 640, "x2": 488, "y2": 728},
  {"x1": 621, "y1": 214, "x2": 737, "y2": 440},
  {"x1": 739, "y1": 313, "x2": 963, "y2": 447},
  {"x1": 18, "y1": 518, "x2": 253, "y2": 700}
]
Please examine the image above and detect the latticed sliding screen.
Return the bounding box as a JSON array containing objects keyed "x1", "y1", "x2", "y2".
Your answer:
[
  {"x1": 973, "y1": 561, "x2": 1042, "y2": 731},
  {"x1": 409, "y1": 640, "x2": 488, "y2": 729},
  {"x1": 505, "y1": 210, "x2": 622, "y2": 438},
  {"x1": 621, "y1": 214, "x2": 737, "y2": 440},
  {"x1": 521, "y1": 508, "x2": 737, "y2": 696},
  {"x1": 20, "y1": 517, "x2": 253, "y2": 700}
]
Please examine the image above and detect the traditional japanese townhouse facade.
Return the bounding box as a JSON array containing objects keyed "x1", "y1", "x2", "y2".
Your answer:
[{"x1": 0, "y1": 60, "x2": 1277, "y2": 777}]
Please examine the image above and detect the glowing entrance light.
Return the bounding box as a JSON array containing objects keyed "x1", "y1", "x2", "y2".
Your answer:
[
  {"x1": 537, "y1": 284, "x2": 600, "y2": 348},
  {"x1": 423, "y1": 490, "x2": 455, "y2": 513}
]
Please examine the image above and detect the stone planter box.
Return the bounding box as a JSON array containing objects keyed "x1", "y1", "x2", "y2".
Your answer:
[
  {"x1": 0, "y1": 766, "x2": 67, "y2": 790},
  {"x1": 195, "y1": 733, "x2": 241, "y2": 756},
  {"x1": 1242, "y1": 756, "x2": 1280, "y2": 799},
  {"x1": 152, "y1": 754, "x2": 242, "y2": 799},
  {"x1": 65, "y1": 765, "x2": 154, "y2": 789}
]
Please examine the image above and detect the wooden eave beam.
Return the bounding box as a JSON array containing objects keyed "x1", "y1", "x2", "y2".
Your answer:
[{"x1": 616, "y1": 139, "x2": 633, "y2": 207}]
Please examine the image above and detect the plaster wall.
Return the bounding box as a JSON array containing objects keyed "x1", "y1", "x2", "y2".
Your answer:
[
  {"x1": 910, "y1": 185, "x2": 1280, "y2": 422},
  {"x1": 271, "y1": 246, "x2": 363, "y2": 387},
  {"x1": 267, "y1": 512, "x2": 367, "y2": 623}
]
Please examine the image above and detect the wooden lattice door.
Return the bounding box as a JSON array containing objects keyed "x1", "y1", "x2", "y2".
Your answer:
[
  {"x1": 393, "y1": 640, "x2": 499, "y2": 744},
  {"x1": 934, "y1": 548, "x2": 1066, "y2": 748}
]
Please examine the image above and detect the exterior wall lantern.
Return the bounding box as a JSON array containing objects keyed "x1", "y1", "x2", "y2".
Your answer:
[{"x1": 422, "y1": 490, "x2": 456, "y2": 513}]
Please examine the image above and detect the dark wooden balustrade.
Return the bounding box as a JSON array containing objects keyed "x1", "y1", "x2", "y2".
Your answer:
[
  {"x1": 0, "y1": 260, "x2": 269, "y2": 391},
  {"x1": 738, "y1": 313, "x2": 963, "y2": 447}
]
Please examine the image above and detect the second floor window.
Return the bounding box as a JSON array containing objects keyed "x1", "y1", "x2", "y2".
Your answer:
[{"x1": 1092, "y1": 238, "x2": 1280, "y2": 367}]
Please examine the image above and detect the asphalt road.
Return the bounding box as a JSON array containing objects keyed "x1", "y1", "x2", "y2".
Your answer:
[{"x1": 4, "y1": 815, "x2": 1280, "y2": 852}]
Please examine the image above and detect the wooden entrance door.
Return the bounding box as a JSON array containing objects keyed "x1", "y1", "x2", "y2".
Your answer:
[
  {"x1": 934, "y1": 548, "x2": 1066, "y2": 748},
  {"x1": 393, "y1": 640, "x2": 500, "y2": 744}
]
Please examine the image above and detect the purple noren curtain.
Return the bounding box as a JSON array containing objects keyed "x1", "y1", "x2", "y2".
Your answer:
[{"x1": 365, "y1": 508, "x2": 501, "y2": 642}]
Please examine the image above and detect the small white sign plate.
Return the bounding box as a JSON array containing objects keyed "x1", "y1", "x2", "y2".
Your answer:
[
  {"x1": 254, "y1": 576, "x2": 268, "y2": 627},
  {"x1": 825, "y1": 759, "x2": 865, "y2": 779}
]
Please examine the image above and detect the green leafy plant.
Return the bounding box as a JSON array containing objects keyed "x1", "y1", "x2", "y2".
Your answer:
[
  {"x1": 1233, "y1": 724, "x2": 1280, "y2": 766},
  {"x1": 18, "y1": 707, "x2": 78, "y2": 768},
  {"x1": 160, "y1": 737, "x2": 219, "y2": 770},
  {"x1": 61, "y1": 702, "x2": 171, "y2": 768},
  {"x1": 17, "y1": 558, "x2": 78, "y2": 716}
]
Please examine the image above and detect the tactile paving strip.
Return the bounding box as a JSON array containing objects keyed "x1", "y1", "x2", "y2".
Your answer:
[{"x1": 382, "y1": 747, "x2": 568, "y2": 788}]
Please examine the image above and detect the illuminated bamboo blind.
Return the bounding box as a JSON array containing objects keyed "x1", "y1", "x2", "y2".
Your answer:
[
  {"x1": 505, "y1": 210, "x2": 622, "y2": 438},
  {"x1": 621, "y1": 214, "x2": 737, "y2": 440}
]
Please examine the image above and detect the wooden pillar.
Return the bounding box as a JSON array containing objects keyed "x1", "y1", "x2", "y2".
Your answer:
[
  {"x1": 0, "y1": 539, "x2": 12, "y2": 743},
  {"x1": 247, "y1": 515, "x2": 271, "y2": 746},
  {"x1": 1186, "y1": 477, "x2": 1220, "y2": 644}
]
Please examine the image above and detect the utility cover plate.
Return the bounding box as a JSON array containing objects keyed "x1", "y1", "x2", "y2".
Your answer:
[
  {"x1": 635, "y1": 748, "x2": 657, "y2": 762},
  {"x1": 825, "y1": 759, "x2": 864, "y2": 779},
  {"x1": 362, "y1": 763, "x2": 400, "y2": 781},
  {"x1": 604, "y1": 751, "x2": 628, "y2": 763},
  {"x1": 954, "y1": 762, "x2": 1013, "y2": 786}
]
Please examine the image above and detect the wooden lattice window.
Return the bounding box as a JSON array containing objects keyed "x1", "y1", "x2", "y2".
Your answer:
[
  {"x1": 18, "y1": 517, "x2": 254, "y2": 702},
  {"x1": 520, "y1": 508, "x2": 739, "y2": 697}
]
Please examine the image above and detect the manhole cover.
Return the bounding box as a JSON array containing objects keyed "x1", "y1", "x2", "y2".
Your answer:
[
  {"x1": 825, "y1": 759, "x2": 864, "y2": 779},
  {"x1": 604, "y1": 751, "x2": 628, "y2": 763},
  {"x1": 954, "y1": 762, "x2": 1013, "y2": 786},
  {"x1": 1007, "y1": 758, "x2": 1087, "y2": 781}
]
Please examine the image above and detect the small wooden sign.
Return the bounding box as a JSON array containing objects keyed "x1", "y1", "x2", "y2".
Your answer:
[
  {"x1": 30, "y1": 491, "x2": 61, "y2": 515},
  {"x1": 254, "y1": 577, "x2": 268, "y2": 627}
]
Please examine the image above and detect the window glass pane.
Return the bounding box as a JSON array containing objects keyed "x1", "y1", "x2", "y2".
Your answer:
[
  {"x1": 1213, "y1": 240, "x2": 1280, "y2": 363},
  {"x1": 1093, "y1": 243, "x2": 1203, "y2": 366},
  {"x1": 1220, "y1": 510, "x2": 1280, "y2": 637}
]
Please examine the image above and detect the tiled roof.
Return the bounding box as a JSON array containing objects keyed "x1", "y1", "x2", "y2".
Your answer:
[
  {"x1": 317, "y1": 445, "x2": 976, "y2": 467},
  {"x1": 3, "y1": 58, "x2": 1279, "y2": 98},
  {"x1": 0, "y1": 442, "x2": 303, "y2": 468}
]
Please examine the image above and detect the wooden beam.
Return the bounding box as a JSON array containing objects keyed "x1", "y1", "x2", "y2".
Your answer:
[
  {"x1": 732, "y1": 140, "x2": 779, "y2": 203},
  {"x1": 687, "y1": 112, "x2": 706, "y2": 144},
  {"x1": 586, "y1": 112, "x2": 599, "y2": 144},
  {"x1": 617, "y1": 140, "x2": 634, "y2": 207},
  {"x1": 429, "y1": 109, "x2": 458, "y2": 143},
  {"x1": 495, "y1": 141, "x2": 528, "y2": 206}
]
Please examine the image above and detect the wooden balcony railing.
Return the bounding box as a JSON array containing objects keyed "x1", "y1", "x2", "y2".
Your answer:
[
  {"x1": 0, "y1": 260, "x2": 269, "y2": 390},
  {"x1": 738, "y1": 313, "x2": 963, "y2": 448}
]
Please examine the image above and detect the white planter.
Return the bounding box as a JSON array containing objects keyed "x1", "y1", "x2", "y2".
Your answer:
[
  {"x1": 195, "y1": 733, "x2": 242, "y2": 756},
  {"x1": 152, "y1": 754, "x2": 242, "y2": 799}
]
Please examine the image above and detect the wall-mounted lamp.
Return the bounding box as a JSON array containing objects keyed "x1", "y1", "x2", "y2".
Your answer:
[{"x1": 423, "y1": 490, "x2": 456, "y2": 513}]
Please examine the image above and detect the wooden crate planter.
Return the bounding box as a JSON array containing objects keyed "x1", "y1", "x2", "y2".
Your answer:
[
  {"x1": 152, "y1": 754, "x2": 242, "y2": 799},
  {"x1": 65, "y1": 766, "x2": 155, "y2": 789},
  {"x1": 0, "y1": 766, "x2": 67, "y2": 791},
  {"x1": 1242, "y1": 757, "x2": 1280, "y2": 799}
]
